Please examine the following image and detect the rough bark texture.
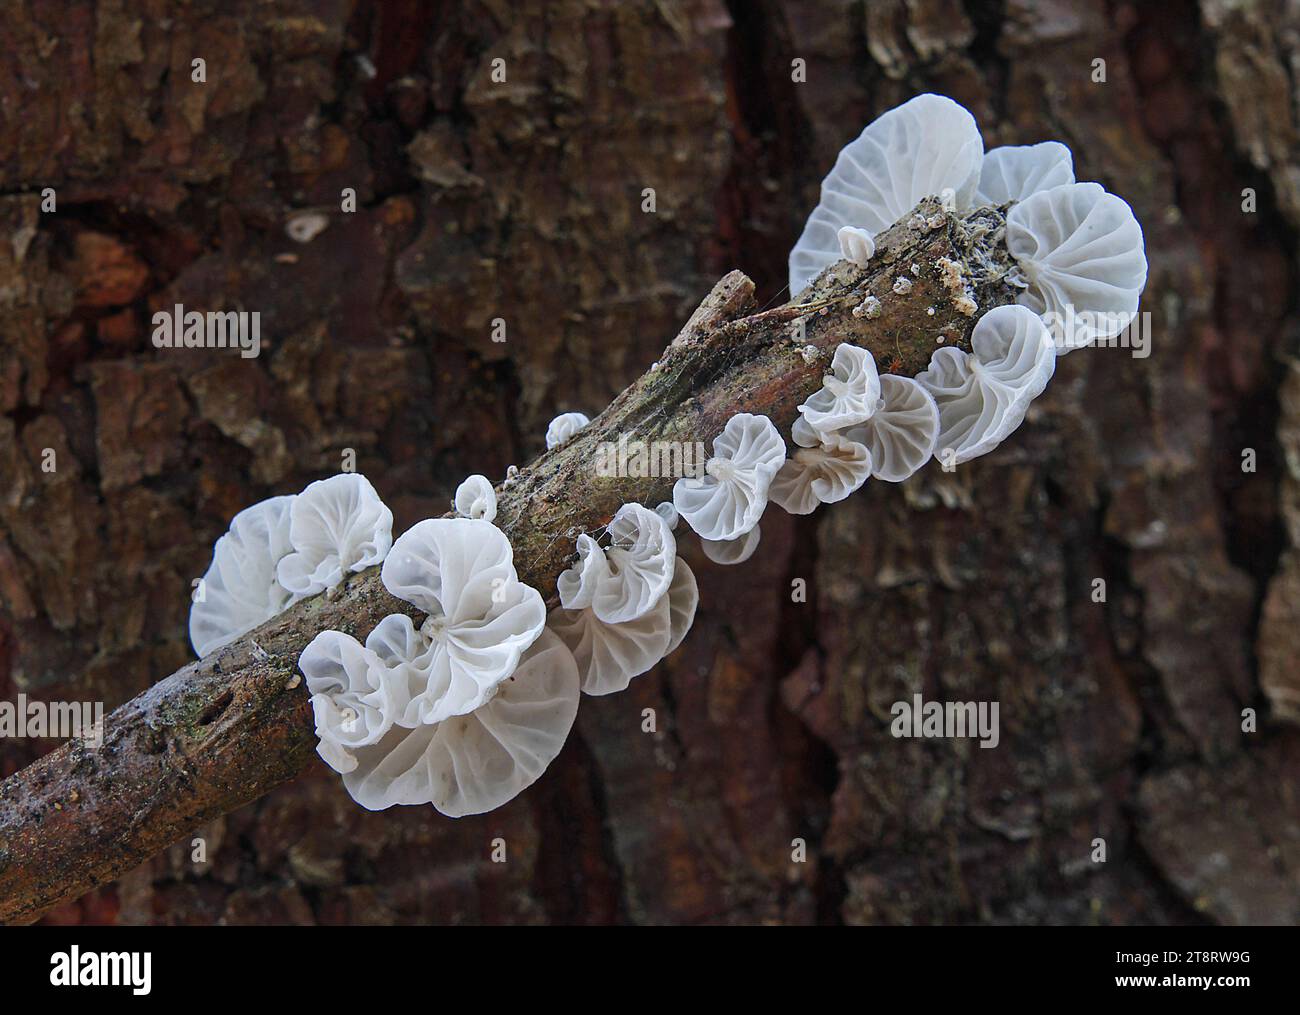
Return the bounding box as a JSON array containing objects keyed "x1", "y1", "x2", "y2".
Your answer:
[{"x1": 1, "y1": 0, "x2": 1298, "y2": 925}]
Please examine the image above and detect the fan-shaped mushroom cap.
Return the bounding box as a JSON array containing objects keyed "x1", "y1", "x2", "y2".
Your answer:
[
  {"x1": 337, "y1": 629, "x2": 580, "y2": 816},
  {"x1": 556, "y1": 504, "x2": 675, "y2": 623},
  {"x1": 595, "y1": 503, "x2": 676, "y2": 623},
  {"x1": 453, "y1": 474, "x2": 497, "y2": 522},
  {"x1": 556, "y1": 533, "x2": 609, "y2": 611},
  {"x1": 770, "y1": 436, "x2": 872, "y2": 515},
  {"x1": 1006, "y1": 181, "x2": 1147, "y2": 352},
  {"x1": 379, "y1": 518, "x2": 546, "y2": 724},
  {"x1": 549, "y1": 595, "x2": 671, "y2": 696},
  {"x1": 837, "y1": 225, "x2": 875, "y2": 266},
  {"x1": 654, "y1": 501, "x2": 680, "y2": 531},
  {"x1": 915, "y1": 304, "x2": 1056, "y2": 465},
  {"x1": 550, "y1": 556, "x2": 697, "y2": 695},
  {"x1": 189, "y1": 495, "x2": 299, "y2": 658},
  {"x1": 276, "y1": 474, "x2": 394, "y2": 596},
  {"x1": 300, "y1": 629, "x2": 400, "y2": 774},
  {"x1": 663, "y1": 558, "x2": 698, "y2": 655},
  {"x1": 545, "y1": 412, "x2": 591, "y2": 449},
  {"x1": 798, "y1": 343, "x2": 882, "y2": 435},
  {"x1": 673, "y1": 413, "x2": 785, "y2": 541},
  {"x1": 791, "y1": 415, "x2": 820, "y2": 449},
  {"x1": 975, "y1": 142, "x2": 1074, "y2": 207},
  {"x1": 842, "y1": 374, "x2": 940, "y2": 482},
  {"x1": 700, "y1": 524, "x2": 762, "y2": 565},
  {"x1": 788, "y1": 93, "x2": 983, "y2": 295}
]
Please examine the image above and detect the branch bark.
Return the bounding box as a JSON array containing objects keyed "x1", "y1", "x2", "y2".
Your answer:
[{"x1": 0, "y1": 198, "x2": 1017, "y2": 924}]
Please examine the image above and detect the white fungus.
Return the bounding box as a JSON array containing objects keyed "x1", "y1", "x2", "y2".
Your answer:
[
  {"x1": 837, "y1": 225, "x2": 876, "y2": 266},
  {"x1": 276, "y1": 474, "x2": 394, "y2": 597},
  {"x1": 769, "y1": 436, "x2": 872, "y2": 515},
  {"x1": 377, "y1": 518, "x2": 546, "y2": 724},
  {"x1": 654, "y1": 501, "x2": 680, "y2": 531},
  {"x1": 300, "y1": 629, "x2": 399, "y2": 775},
  {"x1": 788, "y1": 93, "x2": 983, "y2": 295},
  {"x1": 453, "y1": 474, "x2": 497, "y2": 522},
  {"x1": 914, "y1": 304, "x2": 1056, "y2": 464},
  {"x1": 700, "y1": 524, "x2": 762, "y2": 565},
  {"x1": 673, "y1": 413, "x2": 785, "y2": 542},
  {"x1": 974, "y1": 142, "x2": 1075, "y2": 207},
  {"x1": 797, "y1": 342, "x2": 882, "y2": 434},
  {"x1": 549, "y1": 558, "x2": 697, "y2": 695},
  {"x1": 189, "y1": 495, "x2": 300, "y2": 658},
  {"x1": 333, "y1": 628, "x2": 580, "y2": 816},
  {"x1": 1005, "y1": 181, "x2": 1148, "y2": 352},
  {"x1": 842, "y1": 374, "x2": 941, "y2": 482},
  {"x1": 545, "y1": 412, "x2": 591, "y2": 449},
  {"x1": 557, "y1": 503, "x2": 676, "y2": 624},
  {"x1": 556, "y1": 533, "x2": 609, "y2": 611}
]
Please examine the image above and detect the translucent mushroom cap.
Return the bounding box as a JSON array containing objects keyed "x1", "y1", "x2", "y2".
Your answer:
[
  {"x1": 545, "y1": 412, "x2": 591, "y2": 450},
  {"x1": 453, "y1": 474, "x2": 497, "y2": 522},
  {"x1": 379, "y1": 517, "x2": 546, "y2": 724},
  {"x1": 1006, "y1": 181, "x2": 1148, "y2": 352},
  {"x1": 335, "y1": 628, "x2": 580, "y2": 816},
  {"x1": 300, "y1": 629, "x2": 400, "y2": 774},
  {"x1": 842, "y1": 374, "x2": 941, "y2": 482},
  {"x1": 189, "y1": 494, "x2": 299, "y2": 658},
  {"x1": 557, "y1": 504, "x2": 676, "y2": 624},
  {"x1": 276, "y1": 474, "x2": 394, "y2": 596},
  {"x1": 556, "y1": 533, "x2": 609, "y2": 611},
  {"x1": 595, "y1": 503, "x2": 676, "y2": 623},
  {"x1": 837, "y1": 226, "x2": 875, "y2": 266},
  {"x1": 789, "y1": 93, "x2": 983, "y2": 295},
  {"x1": 700, "y1": 524, "x2": 762, "y2": 565},
  {"x1": 797, "y1": 343, "x2": 882, "y2": 434},
  {"x1": 974, "y1": 142, "x2": 1075, "y2": 207},
  {"x1": 549, "y1": 557, "x2": 697, "y2": 695},
  {"x1": 916, "y1": 304, "x2": 1056, "y2": 465},
  {"x1": 769, "y1": 436, "x2": 872, "y2": 515},
  {"x1": 672, "y1": 413, "x2": 785, "y2": 542}
]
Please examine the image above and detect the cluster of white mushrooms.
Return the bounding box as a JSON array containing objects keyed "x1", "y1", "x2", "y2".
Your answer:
[{"x1": 189, "y1": 93, "x2": 1148, "y2": 817}]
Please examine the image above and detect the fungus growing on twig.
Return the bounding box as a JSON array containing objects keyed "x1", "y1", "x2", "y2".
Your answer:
[
  {"x1": 276, "y1": 474, "x2": 393, "y2": 596},
  {"x1": 673, "y1": 413, "x2": 785, "y2": 542}
]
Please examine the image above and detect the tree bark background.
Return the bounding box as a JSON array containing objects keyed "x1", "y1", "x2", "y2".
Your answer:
[{"x1": 1, "y1": 0, "x2": 1297, "y2": 925}]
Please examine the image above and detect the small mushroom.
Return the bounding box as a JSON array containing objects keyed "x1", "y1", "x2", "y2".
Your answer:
[
  {"x1": 337, "y1": 629, "x2": 580, "y2": 816},
  {"x1": 299, "y1": 630, "x2": 399, "y2": 775},
  {"x1": 545, "y1": 411, "x2": 591, "y2": 449},
  {"x1": 189, "y1": 495, "x2": 299, "y2": 658},
  {"x1": 378, "y1": 518, "x2": 546, "y2": 724},
  {"x1": 453, "y1": 474, "x2": 497, "y2": 522},
  {"x1": 672, "y1": 413, "x2": 785, "y2": 542},
  {"x1": 549, "y1": 558, "x2": 696, "y2": 695},
  {"x1": 654, "y1": 501, "x2": 680, "y2": 531},
  {"x1": 797, "y1": 343, "x2": 882, "y2": 435},
  {"x1": 788, "y1": 93, "x2": 984, "y2": 296},
  {"x1": 1005, "y1": 181, "x2": 1147, "y2": 352},
  {"x1": 769, "y1": 435, "x2": 872, "y2": 515},
  {"x1": 557, "y1": 504, "x2": 675, "y2": 624},
  {"x1": 837, "y1": 225, "x2": 875, "y2": 266},
  {"x1": 914, "y1": 304, "x2": 1056, "y2": 465},
  {"x1": 700, "y1": 524, "x2": 762, "y2": 565},
  {"x1": 276, "y1": 474, "x2": 394, "y2": 596},
  {"x1": 842, "y1": 374, "x2": 940, "y2": 482},
  {"x1": 974, "y1": 142, "x2": 1075, "y2": 207}
]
